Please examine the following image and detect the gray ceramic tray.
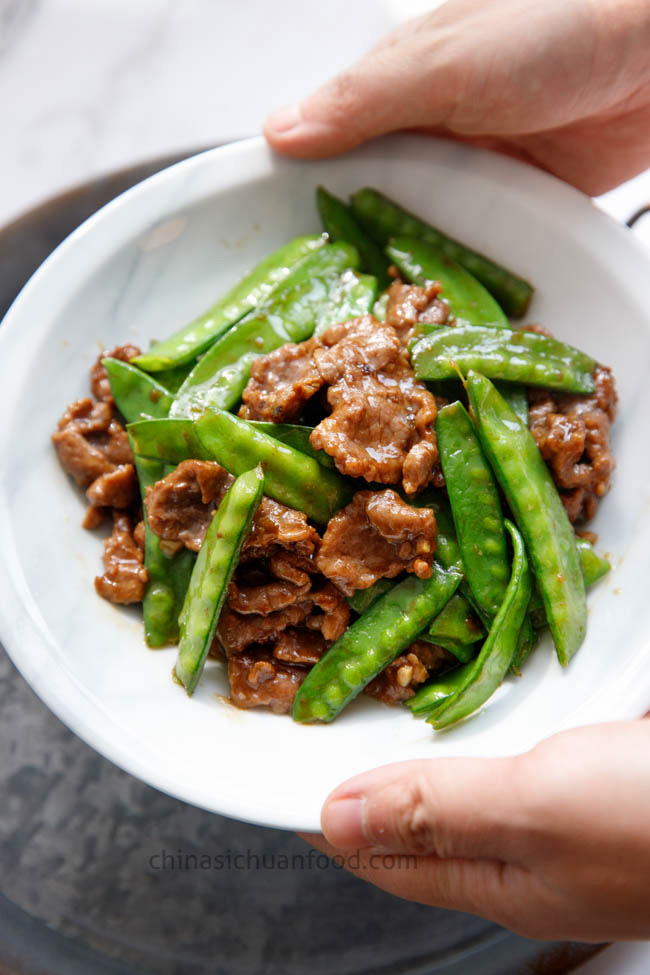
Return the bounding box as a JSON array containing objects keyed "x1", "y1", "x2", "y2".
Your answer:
[{"x1": 0, "y1": 149, "x2": 609, "y2": 975}]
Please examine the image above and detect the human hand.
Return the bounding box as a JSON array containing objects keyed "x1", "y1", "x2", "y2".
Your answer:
[
  {"x1": 302, "y1": 720, "x2": 650, "y2": 941},
  {"x1": 264, "y1": 0, "x2": 650, "y2": 195}
]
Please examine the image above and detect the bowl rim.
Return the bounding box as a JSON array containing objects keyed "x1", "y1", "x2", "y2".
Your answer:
[{"x1": 1, "y1": 133, "x2": 650, "y2": 830}]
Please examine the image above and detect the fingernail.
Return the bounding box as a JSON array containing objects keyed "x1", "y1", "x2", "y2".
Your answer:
[
  {"x1": 321, "y1": 797, "x2": 370, "y2": 849},
  {"x1": 266, "y1": 104, "x2": 302, "y2": 134}
]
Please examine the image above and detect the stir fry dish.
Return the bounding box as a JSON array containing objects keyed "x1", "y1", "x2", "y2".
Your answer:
[{"x1": 52, "y1": 186, "x2": 617, "y2": 729}]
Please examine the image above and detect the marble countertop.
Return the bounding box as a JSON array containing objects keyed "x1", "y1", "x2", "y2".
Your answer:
[
  {"x1": 1, "y1": 2, "x2": 649, "y2": 972},
  {"x1": 2, "y1": 0, "x2": 649, "y2": 244}
]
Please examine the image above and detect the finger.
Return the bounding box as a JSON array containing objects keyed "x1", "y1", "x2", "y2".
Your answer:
[
  {"x1": 298, "y1": 829, "x2": 532, "y2": 925},
  {"x1": 320, "y1": 755, "x2": 528, "y2": 862},
  {"x1": 263, "y1": 20, "x2": 456, "y2": 158}
]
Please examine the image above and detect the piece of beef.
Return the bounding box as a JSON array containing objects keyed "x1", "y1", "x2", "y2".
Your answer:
[
  {"x1": 146, "y1": 460, "x2": 320, "y2": 557},
  {"x1": 239, "y1": 337, "x2": 324, "y2": 422},
  {"x1": 228, "y1": 650, "x2": 308, "y2": 713},
  {"x1": 94, "y1": 512, "x2": 149, "y2": 604},
  {"x1": 528, "y1": 365, "x2": 617, "y2": 523},
  {"x1": 384, "y1": 281, "x2": 450, "y2": 333},
  {"x1": 90, "y1": 344, "x2": 141, "y2": 404},
  {"x1": 365, "y1": 640, "x2": 452, "y2": 704},
  {"x1": 316, "y1": 489, "x2": 436, "y2": 595},
  {"x1": 145, "y1": 460, "x2": 234, "y2": 551},
  {"x1": 52, "y1": 398, "x2": 134, "y2": 493},
  {"x1": 228, "y1": 551, "x2": 312, "y2": 616},
  {"x1": 216, "y1": 602, "x2": 313, "y2": 656},
  {"x1": 309, "y1": 317, "x2": 439, "y2": 494},
  {"x1": 86, "y1": 464, "x2": 138, "y2": 509},
  {"x1": 303, "y1": 580, "x2": 350, "y2": 641},
  {"x1": 273, "y1": 628, "x2": 327, "y2": 666},
  {"x1": 243, "y1": 497, "x2": 320, "y2": 560}
]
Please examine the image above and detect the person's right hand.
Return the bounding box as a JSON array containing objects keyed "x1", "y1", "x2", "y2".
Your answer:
[
  {"x1": 265, "y1": 0, "x2": 650, "y2": 195},
  {"x1": 302, "y1": 720, "x2": 650, "y2": 942}
]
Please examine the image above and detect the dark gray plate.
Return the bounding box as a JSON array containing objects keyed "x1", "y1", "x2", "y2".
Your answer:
[{"x1": 0, "y1": 149, "x2": 605, "y2": 975}]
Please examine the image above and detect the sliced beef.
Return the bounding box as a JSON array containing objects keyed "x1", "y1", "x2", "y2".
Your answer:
[
  {"x1": 528, "y1": 365, "x2": 617, "y2": 523},
  {"x1": 145, "y1": 460, "x2": 234, "y2": 551},
  {"x1": 86, "y1": 464, "x2": 137, "y2": 509},
  {"x1": 310, "y1": 317, "x2": 439, "y2": 494},
  {"x1": 304, "y1": 580, "x2": 350, "y2": 641},
  {"x1": 385, "y1": 281, "x2": 450, "y2": 333},
  {"x1": 239, "y1": 338, "x2": 324, "y2": 422},
  {"x1": 90, "y1": 344, "x2": 141, "y2": 404},
  {"x1": 94, "y1": 512, "x2": 149, "y2": 604},
  {"x1": 365, "y1": 640, "x2": 452, "y2": 704},
  {"x1": 53, "y1": 399, "x2": 119, "y2": 487},
  {"x1": 228, "y1": 551, "x2": 312, "y2": 615},
  {"x1": 216, "y1": 602, "x2": 312, "y2": 655},
  {"x1": 273, "y1": 628, "x2": 327, "y2": 666},
  {"x1": 228, "y1": 650, "x2": 308, "y2": 714},
  {"x1": 145, "y1": 460, "x2": 320, "y2": 558},
  {"x1": 316, "y1": 489, "x2": 436, "y2": 595},
  {"x1": 243, "y1": 497, "x2": 320, "y2": 560}
]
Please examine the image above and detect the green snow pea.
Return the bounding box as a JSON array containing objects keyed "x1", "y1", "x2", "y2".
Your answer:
[
  {"x1": 175, "y1": 466, "x2": 264, "y2": 694},
  {"x1": 132, "y1": 235, "x2": 326, "y2": 371},
  {"x1": 246, "y1": 421, "x2": 335, "y2": 469},
  {"x1": 131, "y1": 451, "x2": 196, "y2": 647},
  {"x1": 437, "y1": 401, "x2": 510, "y2": 618},
  {"x1": 313, "y1": 269, "x2": 378, "y2": 336},
  {"x1": 104, "y1": 358, "x2": 173, "y2": 423},
  {"x1": 387, "y1": 237, "x2": 508, "y2": 327},
  {"x1": 171, "y1": 242, "x2": 359, "y2": 418},
  {"x1": 528, "y1": 537, "x2": 611, "y2": 628},
  {"x1": 195, "y1": 409, "x2": 353, "y2": 523},
  {"x1": 292, "y1": 564, "x2": 463, "y2": 723},
  {"x1": 346, "y1": 577, "x2": 395, "y2": 615},
  {"x1": 316, "y1": 186, "x2": 391, "y2": 288},
  {"x1": 422, "y1": 592, "x2": 485, "y2": 661},
  {"x1": 154, "y1": 361, "x2": 197, "y2": 393},
  {"x1": 467, "y1": 371, "x2": 587, "y2": 664},
  {"x1": 412, "y1": 324, "x2": 596, "y2": 393},
  {"x1": 373, "y1": 292, "x2": 389, "y2": 321},
  {"x1": 127, "y1": 418, "x2": 210, "y2": 464},
  {"x1": 407, "y1": 663, "x2": 471, "y2": 718},
  {"x1": 429, "y1": 520, "x2": 532, "y2": 729},
  {"x1": 349, "y1": 187, "x2": 533, "y2": 318}
]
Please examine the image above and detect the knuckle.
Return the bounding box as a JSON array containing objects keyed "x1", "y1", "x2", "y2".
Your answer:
[{"x1": 387, "y1": 775, "x2": 438, "y2": 854}]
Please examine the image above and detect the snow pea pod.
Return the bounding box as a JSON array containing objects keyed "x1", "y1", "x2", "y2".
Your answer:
[
  {"x1": 412, "y1": 324, "x2": 596, "y2": 393},
  {"x1": 346, "y1": 577, "x2": 395, "y2": 615},
  {"x1": 467, "y1": 372, "x2": 586, "y2": 664},
  {"x1": 131, "y1": 451, "x2": 195, "y2": 647},
  {"x1": 387, "y1": 237, "x2": 508, "y2": 327},
  {"x1": 407, "y1": 663, "x2": 471, "y2": 718},
  {"x1": 429, "y1": 520, "x2": 532, "y2": 729},
  {"x1": 528, "y1": 537, "x2": 611, "y2": 628},
  {"x1": 175, "y1": 466, "x2": 264, "y2": 694},
  {"x1": 317, "y1": 186, "x2": 391, "y2": 288},
  {"x1": 313, "y1": 269, "x2": 378, "y2": 336},
  {"x1": 437, "y1": 401, "x2": 510, "y2": 618},
  {"x1": 246, "y1": 421, "x2": 335, "y2": 468},
  {"x1": 423, "y1": 592, "x2": 485, "y2": 660},
  {"x1": 104, "y1": 358, "x2": 173, "y2": 423},
  {"x1": 292, "y1": 564, "x2": 462, "y2": 723},
  {"x1": 154, "y1": 361, "x2": 197, "y2": 393},
  {"x1": 195, "y1": 409, "x2": 353, "y2": 524},
  {"x1": 349, "y1": 187, "x2": 533, "y2": 318},
  {"x1": 127, "y1": 417, "x2": 210, "y2": 464},
  {"x1": 171, "y1": 242, "x2": 359, "y2": 418},
  {"x1": 132, "y1": 235, "x2": 326, "y2": 371}
]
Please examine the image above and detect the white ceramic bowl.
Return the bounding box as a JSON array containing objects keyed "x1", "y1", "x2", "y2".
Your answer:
[{"x1": 1, "y1": 135, "x2": 649, "y2": 831}]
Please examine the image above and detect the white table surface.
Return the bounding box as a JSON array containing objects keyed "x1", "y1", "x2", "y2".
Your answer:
[{"x1": 2, "y1": 1, "x2": 649, "y2": 970}]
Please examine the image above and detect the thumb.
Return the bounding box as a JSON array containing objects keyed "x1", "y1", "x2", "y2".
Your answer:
[
  {"x1": 263, "y1": 24, "x2": 454, "y2": 158},
  {"x1": 320, "y1": 755, "x2": 526, "y2": 860}
]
